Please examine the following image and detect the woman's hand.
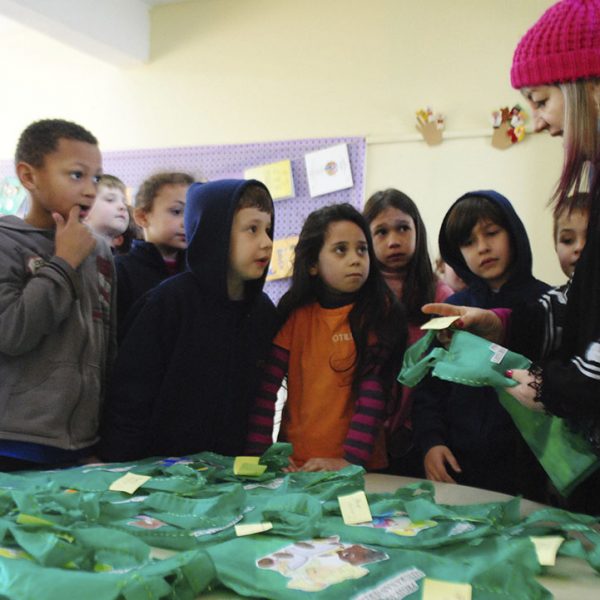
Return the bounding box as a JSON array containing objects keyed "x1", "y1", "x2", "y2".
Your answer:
[
  {"x1": 298, "y1": 458, "x2": 351, "y2": 472},
  {"x1": 422, "y1": 303, "x2": 504, "y2": 343},
  {"x1": 504, "y1": 368, "x2": 545, "y2": 412}
]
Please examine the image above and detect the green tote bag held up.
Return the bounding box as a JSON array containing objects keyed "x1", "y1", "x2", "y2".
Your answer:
[{"x1": 398, "y1": 329, "x2": 600, "y2": 496}]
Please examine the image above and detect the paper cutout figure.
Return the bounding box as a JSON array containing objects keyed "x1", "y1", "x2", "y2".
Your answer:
[
  {"x1": 491, "y1": 105, "x2": 526, "y2": 149},
  {"x1": 416, "y1": 107, "x2": 445, "y2": 146},
  {"x1": 304, "y1": 144, "x2": 354, "y2": 197},
  {"x1": 244, "y1": 159, "x2": 295, "y2": 201}
]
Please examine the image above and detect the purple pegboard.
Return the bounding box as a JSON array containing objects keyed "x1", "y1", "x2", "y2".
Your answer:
[{"x1": 1, "y1": 136, "x2": 366, "y2": 302}]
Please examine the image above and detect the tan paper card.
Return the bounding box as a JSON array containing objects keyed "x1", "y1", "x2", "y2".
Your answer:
[
  {"x1": 109, "y1": 473, "x2": 151, "y2": 494},
  {"x1": 233, "y1": 456, "x2": 267, "y2": 476},
  {"x1": 338, "y1": 490, "x2": 372, "y2": 525},
  {"x1": 234, "y1": 522, "x2": 273, "y2": 537},
  {"x1": 530, "y1": 536, "x2": 564, "y2": 566},
  {"x1": 421, "y1": 315, "x2": 460, "y2": 330},
  {"x1": 422, "y1": 578, "x2": 472, "y2": 600}
]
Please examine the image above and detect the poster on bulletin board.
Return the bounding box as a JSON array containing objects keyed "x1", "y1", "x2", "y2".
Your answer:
[{"x1": 0, "y1": 136, "x2": 366, "y2": 303}]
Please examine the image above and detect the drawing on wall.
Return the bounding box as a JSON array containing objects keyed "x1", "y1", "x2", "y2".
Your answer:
[
  {"x1": 304, "y1": 143, "x2": 354, "y2": 198},
  {"x1": 244, "y1": 159, "x2": 295, "y2": 201}
]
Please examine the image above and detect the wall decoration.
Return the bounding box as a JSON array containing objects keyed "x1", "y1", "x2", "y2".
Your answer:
[
  {"x1": 416, "y1": 107, "x2": 445, "y2": 146},
  {"x1": 491, "y1": 105, "x2": 526, "y2": 150}
]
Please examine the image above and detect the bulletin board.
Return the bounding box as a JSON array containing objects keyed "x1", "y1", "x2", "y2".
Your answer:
[{"x1": 1, "y1": 136, "x2": 366, "y2": 302}]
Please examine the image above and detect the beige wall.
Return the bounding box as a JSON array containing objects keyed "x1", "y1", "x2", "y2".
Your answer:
[{"x1": 0, "y1": 0, "x2": 564, "y2": 283}]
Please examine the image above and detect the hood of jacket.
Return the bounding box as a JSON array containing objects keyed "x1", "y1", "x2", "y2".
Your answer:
[
  {"x1": 439, "y1": 190, "x2": 548, "y2": 307},
  {"x1": 184, "y1": 179, "x2": 273, "y2": 302}
]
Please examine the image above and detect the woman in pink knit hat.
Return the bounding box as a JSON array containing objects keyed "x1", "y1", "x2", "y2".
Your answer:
[{"x1": 424, "y1": 0, "x2": 600, "y2": 513}]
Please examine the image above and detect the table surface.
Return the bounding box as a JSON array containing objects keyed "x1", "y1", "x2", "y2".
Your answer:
[{"x1": 167, "y1": 473, "x2": 599, "y2": 599}]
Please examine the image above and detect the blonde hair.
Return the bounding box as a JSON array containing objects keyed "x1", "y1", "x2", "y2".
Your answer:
[{"x1": 555, "y1": 80, "x2": 599, "y2": 210}]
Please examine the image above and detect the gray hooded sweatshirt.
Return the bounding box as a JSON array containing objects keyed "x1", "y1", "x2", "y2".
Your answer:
[{"x1": 0, "y1": 215, "x2": 116, "y2": 450}]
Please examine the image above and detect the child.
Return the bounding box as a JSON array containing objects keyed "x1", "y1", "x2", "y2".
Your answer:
[
  {"x1": 115, "y1": 171, "x2": 193, "y2": 335},
  {"x1": 0, "y1": 118, "x2": 115, "y2": 471},
  {"x1": 411, "y1": 191, "x2": 549, "y2": 497},
  {"x1": 247, "y1": 204, "x2": 406, "y2": 471},
  {"x1": 113, "y1": 204, "x2": 142, "y2": 255},
  {"x1": 554, "y1": 192, "x2": 589, "y2": 281},
  {"x1": 99, "y1": 179, "x2": 278, "y2": 461},
  {"x1": 84, "y1": 174, "x2": 129, "y2": 248},
  {"x1": 363, "y1": 189, "x2": 453, "y2": 476},
  {"x1": 434, "y1": 257, "x2": 466, "y2": 293}
]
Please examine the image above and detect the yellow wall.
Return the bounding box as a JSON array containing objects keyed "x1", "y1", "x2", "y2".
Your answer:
[{"x1": 0, "y1": 0, "x2": 564, "y2": 283}]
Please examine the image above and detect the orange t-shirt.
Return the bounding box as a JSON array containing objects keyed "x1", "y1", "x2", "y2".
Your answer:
[{"x1": 275, "y1": 303, "x2": 386, "y2": 469}]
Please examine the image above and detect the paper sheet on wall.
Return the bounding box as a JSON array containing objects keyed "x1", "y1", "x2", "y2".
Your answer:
[
  {"x1": 304, "y1": 143, "x2": 354, "y2": 198},
  {"x1": 244, "y1": 159, "x2": 295, "y2": 201},
  {"x1": 267, "y1": 235, "x2": 298, "y2": 282}
]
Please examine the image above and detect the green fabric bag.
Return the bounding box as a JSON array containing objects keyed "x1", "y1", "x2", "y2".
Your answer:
[{"x1": 398, "y1": 330, "x2": 600, "y2": 496}]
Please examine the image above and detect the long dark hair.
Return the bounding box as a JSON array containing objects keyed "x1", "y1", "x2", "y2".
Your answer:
[
  {"x1": 279, "y1": 203, "x2": 406, "y2": 400},
  {"x1": 363, "y1": 189, "x2": 435, "y2": 324}
]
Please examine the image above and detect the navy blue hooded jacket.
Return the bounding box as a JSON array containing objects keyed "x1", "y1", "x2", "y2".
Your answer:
[
  {"x1": 115, "y1": 240, "x2": 185, "y2": 338},
  {"x1": 100, "y1": 180, "x2": 279, "y2": 461},
  {"x1": 411, "y1": 190, "x2": 550, "y2": 496}
]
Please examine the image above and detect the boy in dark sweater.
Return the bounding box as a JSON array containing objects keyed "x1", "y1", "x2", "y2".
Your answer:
[
  {"x1": 100, "y1": 179, "x2": 278, "y2": 460},
  {"x1": 412, "y1": 191, "x2": 549, "y2": 497}
]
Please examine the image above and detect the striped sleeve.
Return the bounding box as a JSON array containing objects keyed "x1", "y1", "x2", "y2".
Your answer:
[
  {"x1": 343, "y1": 351, "x2": 386, "y2": 467},
  {"x1": 246, "y1": 344, "x2": 289, "y2": 455}
]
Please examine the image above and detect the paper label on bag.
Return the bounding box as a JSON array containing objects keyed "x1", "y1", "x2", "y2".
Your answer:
[
  {"x1": 422, "y1": 578, "x2": 472, "y2": 600},
  {"x1": 235, "y1": 522, "x2": 273, "y2": 536},
  {"x1": 338, "y1": 490, "x2": 372, "y2": 524},
  {"x1": 421, "y1": 316, "x2": 460, "y2": 330},
  {"x1": 489, "y1": 343, "x2": 508, "y2": 364},
  {"x1": 530, "y1": 536, "x2": 564, "y2": 566},
  {"x1": 233, "y1": 456, "x2": 267, "y2": 476},
  {"x1": 109, "y1": 473, "x2": 151, "y2": 494}
]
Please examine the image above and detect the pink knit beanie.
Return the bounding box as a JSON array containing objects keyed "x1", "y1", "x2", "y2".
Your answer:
[{"x1": 511, "y1": 0, "x2": 600, "y2": 88}]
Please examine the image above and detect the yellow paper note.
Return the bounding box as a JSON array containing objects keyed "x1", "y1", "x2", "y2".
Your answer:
[
  {"x1": 234, "y1": 522, "x2": 273, "y2": 537},
  {"x1": 338, "y1": 490, "x2": 372, "y2": 525},
  {"x1": 233, "y1": 456, "x2": 267, "y2": 476},
  {"x1": 109, "y1": 472, "x2": 151, "y2": 494},
  {"x1": 420, "y1": 316, "x2": 460, "y2": 330},
  {"x1": 422, "y1": 578, "x2": 472, "y2": 600},
  {"x1": 244, "y1": 159, "x2": 295, "y2": 200},
  {"x1": 530, "y1": 536, "x2": 564, "y2": 566}
]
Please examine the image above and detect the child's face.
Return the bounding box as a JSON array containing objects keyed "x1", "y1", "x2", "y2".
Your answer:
[
  {"x1": 555, "y1": 209, "x2": 588, "y2": 278},
  {"x1": 524, "y1": 85, "x2": 564, "y2": 136},
  {"x1": 309, "y1": 220, "x2": 369, "y2": 294},
  {"x1": 227, "y1": 207, "x2": 273, "y2": 296},
  {"x1": 85, "y1": 185, "x2": 128, "y2": 238},
  {"x1": 19, "y1": 138, "x2": 102, "y2": 228},
  {"x1": 437, "y1": 261, "x2": 466, "y2": 293},
  {"x1": 459, "y1": 219, "x2": 513, "y2": 290},
  {"x1": 136, "y1": 184, "x2": 188, "y2": 257},
  {"x1": 369, "y1": 207, "x2": 416, "y2": 271}
]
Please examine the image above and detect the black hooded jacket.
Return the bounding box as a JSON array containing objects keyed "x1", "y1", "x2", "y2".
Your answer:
[
  {"x1": 100, "y1": 180, "x2": 279, "y2": 461},
  {"x1": 411, "y1": 190, "x2": 549, "y2": 496}
]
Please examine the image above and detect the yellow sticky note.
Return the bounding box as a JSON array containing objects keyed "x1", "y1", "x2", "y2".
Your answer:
[
  {"x1": 244, "y1": 159, "x2": 295, "y2": 200},
  {"x1": 338, "y1": 490, "x2": 372, "y2": 525},
  {"x1": 421, "y1": 316, "x2": 460, "y2": 330},
  {"x1": 109, "y1": 472, "x2": 151, "y2": 494},
  {"x1": 233, "y1": 456, "x2": 267, "y2": 477},
  {"x1": 422, "y1": 578, "x2": 472, "y2": 600},
  {"x1": 234, "y1": 522, "x2": 273, "y2": 537},
  {"x1": 16, "y1": 513, "x2": 56, "y2": 527},
  {"x1": 530, "y1": 536, "x2": 564, "y2": 566}
]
